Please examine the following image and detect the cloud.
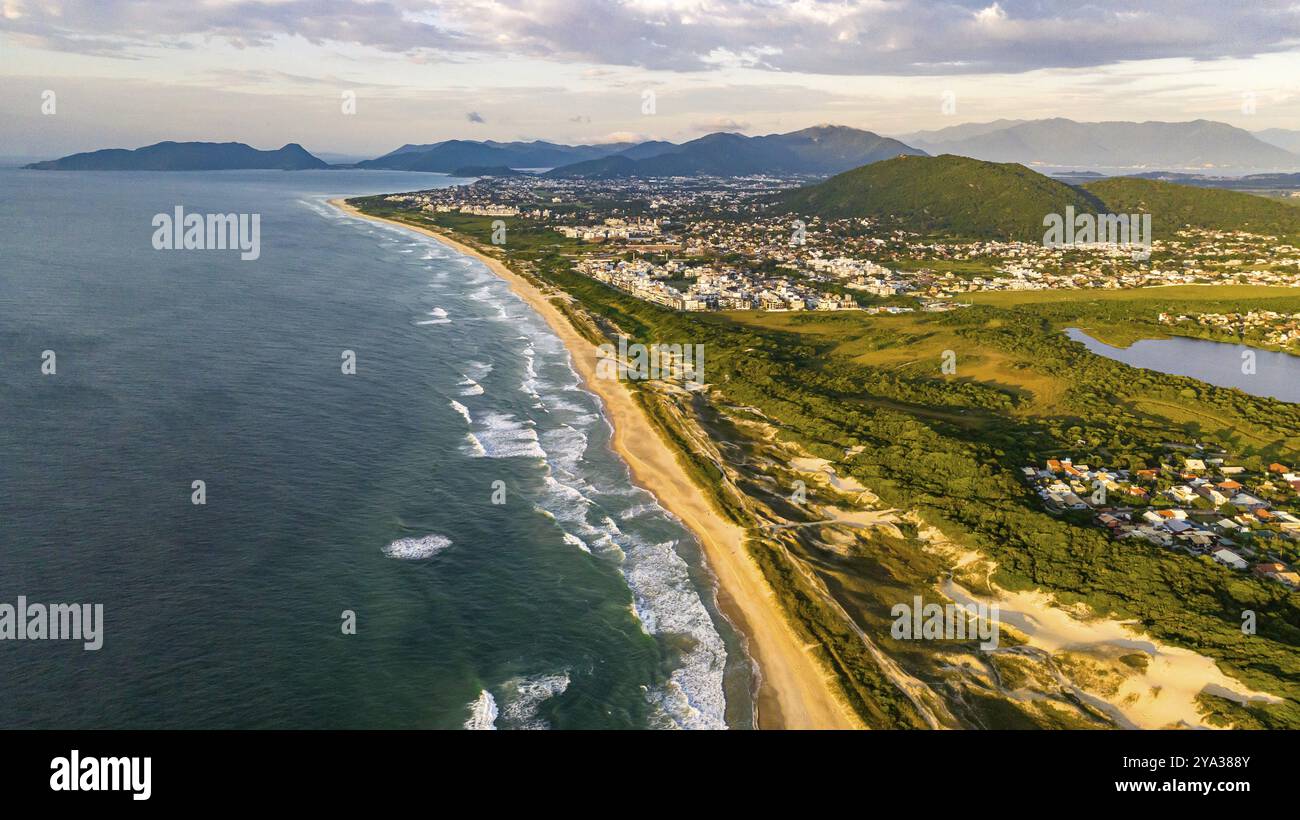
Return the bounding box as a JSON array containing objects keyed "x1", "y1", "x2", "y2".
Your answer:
[
  {"x1": 4, "y1": 1, "x2": 1300, "y2": 76},
  {"x1": 466, "y1": 110, "x2": 485, "y2": 123},
  {"x1": 594, "y1": 131, "x2": 651, "y2": 144},
  {"x1": 689, "y1": 116, "x2": 751, "y2": 133}
]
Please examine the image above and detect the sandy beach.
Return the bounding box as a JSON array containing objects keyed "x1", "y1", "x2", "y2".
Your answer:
[{"x1": 330, "y1": 198, "x2": 860, "y2": 730}]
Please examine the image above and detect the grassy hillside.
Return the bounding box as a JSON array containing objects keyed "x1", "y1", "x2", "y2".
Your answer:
[
  {"x1": 1083, "y1": 176, "x2": 1300, "y2": 239},
  {"x1": 780, "y1": 155, "x2": 1300, "y2": 241},
  {"x1": 778, "y1": 154, "x2": 1102, "y2": 241}
]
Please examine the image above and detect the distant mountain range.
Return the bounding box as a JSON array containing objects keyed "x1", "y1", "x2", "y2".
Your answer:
[
  {"x1": 26, "y1": 119, "x2": 1300, "y2": 177},
  {"x1": 1127, "y1": 170, "x2": 1300, "y2": 191},
  {"x1": 351, "y1": 126, "x2": 922, "y2": 177},
  {"x1": 777, "y1": 153, "x2": 1300, "y2": 240},
  {"x1": 899, "y1": 118, "x2": 1299, "y2": 172},
  {"x1": 1253, "y1": 128, "x2": 1300, "y2": 155},
  {"x1": 27, "y1": 130, "x2": 920, "y2": 175},
  {"x1": 544, "y1": 126, "x2": 924, "y2": 178},
  {"x1": 25, "y1": 141, "x2": 328, "y2": 171},
  {"x1": 357, "y1": 139, "x2": 639, "y2": 172}
]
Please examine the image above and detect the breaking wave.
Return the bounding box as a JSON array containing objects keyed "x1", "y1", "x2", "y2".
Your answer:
[
  {"x1": 383, "y1": 534, "x2": 453, "y2": 560},
  {"x1": 463, "y1": 690, "x2": 498, "y2": 730}
]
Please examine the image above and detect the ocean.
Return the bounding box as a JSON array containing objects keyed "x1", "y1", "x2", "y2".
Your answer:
[{"x1": 0, "y1": 168, "x2": 755, "y2": 729}]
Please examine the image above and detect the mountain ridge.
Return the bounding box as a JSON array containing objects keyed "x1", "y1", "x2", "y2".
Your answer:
[
  {"x1": 546, "y1": 125, "x2": 926, "y2": 178},
  {"x1": 25, "y1": 141, "x2": 329, "y2": 171},
  {"x1": 906, "y1": 118, "x2": 1299, "y2": 171}
]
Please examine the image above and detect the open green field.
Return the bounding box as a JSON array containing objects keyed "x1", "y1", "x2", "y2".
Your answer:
[
  {"x1": 727, "y1": 310, "x2": 1070, "y2": 415},
  {"x1": 887, "y1": 258, "x2": 1000, "y2": 277},
  {"x1": 965, "y1": 284, "x2": 1300, "y2": 307}
]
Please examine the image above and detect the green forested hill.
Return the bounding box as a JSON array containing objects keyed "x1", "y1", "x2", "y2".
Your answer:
[
  {"x1": 1082, "y1": 176, "x2": 1300, "y2": 238},
  {"x1": 778, "y1": 154, "x2": 1103, "y2": 240},
  {"x1": 780, "y1": 154, "x2": 1300, "y2": 241}
]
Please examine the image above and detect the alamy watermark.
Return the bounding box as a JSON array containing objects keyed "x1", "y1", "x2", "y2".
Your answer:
[
  {"x1": 596, "y1": 337, "x2": 704, "y2": 385},
  {"x1": 50, "y1": 750, "x2": 150, "y2": 801},
  {"x1": 152, "y1": 206, "x2": 261, "y2": 260},
  {"x1": 1043, "y1": 205, "x2": 1151, "y2": 260},
  {"x1": 891, "y1": 595, "x2": 1000, "y2": 650},
  {"x1": 0, "y1": 596, "x2": 103, "y2": 650}
]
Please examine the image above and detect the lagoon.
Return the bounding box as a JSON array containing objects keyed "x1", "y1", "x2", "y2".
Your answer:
[{"x1": 1066, "y1": 328, "x2": 1300, "y2": 403}]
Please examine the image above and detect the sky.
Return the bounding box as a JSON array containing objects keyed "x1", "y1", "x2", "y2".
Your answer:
[{"x1": 3, "y1": 0, "x2": 1300, "y2": 159}]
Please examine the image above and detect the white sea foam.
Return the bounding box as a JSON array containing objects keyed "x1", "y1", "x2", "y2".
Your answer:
[
  {"x1": 460, "y1": 412, "x2": 546, "y2": 460},
  {"x1": 561, "y1": 532, "x2": 591, "y2": 553},
  {"x1": 418, "y1": 306, "x2": 451, "y2": 325},
  {"x1": 520, "y1": 344, "x2": 540, "y2": 399},
  {"x1": 538, "y1": 426, "x2": 591, "y2": 484},
  {"x1": 383, "y1": 533, "x2": 453, "y2": 560},
  {"x1": 529, "y1": 427, "x2": 728, "y2": 729},
  {"x1": 462, "y1": 432, "x2": 486, "y2": 457},
  {"x1": 499, "y1": 673, "x2": 571, "y2": 729},
  {"x1": 626, "y1": 539, "x2": 729, "y2": 729},
  {"x1": 619, "y1": 502, "x2": 661, "y2": 521},
  {"x1": 542, "y1": 474, "x2": 593, "y2": 506},
  {"x1": 464, "y1": 690, "x2": 499, "y2": 730},
  {"x1": 544, "y1": 396, "x2": 588, "y2": 414},
  {"x1": 468, "y1": 284, "x2": 500, "y2": 303},
  {"x1": 531, "y1": 396, "x2": 728, "y2": 730},
  {"x1": 450, "y1": 400, "x2": 472, "y2": 424}
]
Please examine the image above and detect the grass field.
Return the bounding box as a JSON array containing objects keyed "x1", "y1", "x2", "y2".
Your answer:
[
  {"x1": 725, "y1": 310, "x2": 1070, "y2": 414},
  {"x1": 887, "y1": 258, "x2": 1000, "y2": 277},
  {"x1": 964, "y1": 284, "x2": 1300, "y2": 306}
]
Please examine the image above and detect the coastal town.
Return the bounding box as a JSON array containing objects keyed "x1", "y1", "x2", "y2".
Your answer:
[
  {"x1": 1024, "y1": 452, "x2": 1300, "y2": 588},
  {"x1": 381, "y1": 174, "x2": 1300, "y2": 315},
  {"x1": 1159, "y1": 310, "x2": 1300, "y2": 352}
]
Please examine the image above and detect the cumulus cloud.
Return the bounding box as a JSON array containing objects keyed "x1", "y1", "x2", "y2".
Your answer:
[
  {"x1": 3, "y1": 1, "x2": 1299, "y2": 76},
  {"x1": 466, "y1": 110, "x2": 485, "y2": 123}
]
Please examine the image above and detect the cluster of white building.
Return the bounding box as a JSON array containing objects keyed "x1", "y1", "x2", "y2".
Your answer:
[
  {"x1": 804, "y1": 256, "x2": 914, "y2": 297},
  {"x1": 554, "y1": 218, "x2": 665, "y2": 243},
  {"x1": 1159, "y1": 310, "x2": 1300, "y2": 351},
  {"x1": 575, "y1": 257, "x2": 857, "y2": 312}
]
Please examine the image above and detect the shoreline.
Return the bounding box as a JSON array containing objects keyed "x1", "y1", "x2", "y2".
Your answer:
[{"x1": 329, "y1": 197, "x2": 860, "y2": 730}]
